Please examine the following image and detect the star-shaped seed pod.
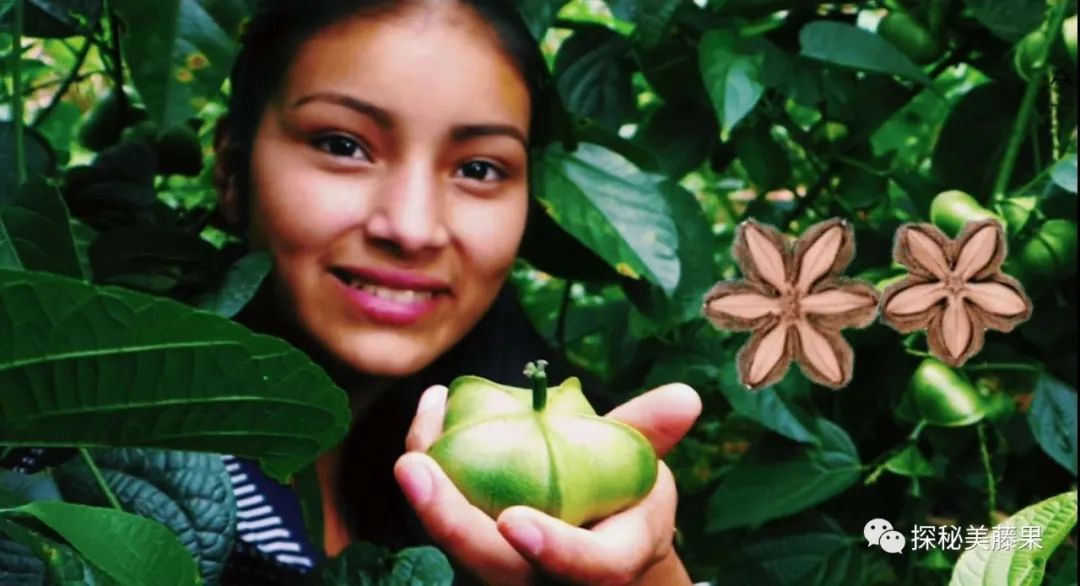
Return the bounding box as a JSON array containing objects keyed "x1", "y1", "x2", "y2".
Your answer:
[
  {"x1": 880, "y1": 219, "x2": 1033, "y2": 366},
  {"x1": 702, "y1": 218, "x2": 880, "y2": 390}
]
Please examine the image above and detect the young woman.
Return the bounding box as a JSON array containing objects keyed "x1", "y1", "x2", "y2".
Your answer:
[{"x1": 212, "y1": 0, "x2": 703, "y2": 583}]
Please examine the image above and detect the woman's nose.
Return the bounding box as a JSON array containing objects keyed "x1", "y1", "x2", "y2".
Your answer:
[{"x1": 364, "y1": 166, "x2": 450, "y2": 255}]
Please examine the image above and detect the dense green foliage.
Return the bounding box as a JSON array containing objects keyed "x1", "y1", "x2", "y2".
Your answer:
[{"x1": 0, "y1": 0, "x2": 1077, "y2": 584}]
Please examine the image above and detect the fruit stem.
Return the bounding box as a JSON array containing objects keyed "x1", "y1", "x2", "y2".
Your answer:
[{"x1": 524, "y1": 360, "x2": 549, "y2": 411}]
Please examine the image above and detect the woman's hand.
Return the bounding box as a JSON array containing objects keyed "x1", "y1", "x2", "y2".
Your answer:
[{"x1": 394, "y1": 383, "x2": 702, "y2": 586}]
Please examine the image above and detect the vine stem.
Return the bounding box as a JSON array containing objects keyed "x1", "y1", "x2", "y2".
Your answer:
[
  {"x1": 864, "y1": 420, "x2": 928, "y2": 485},
  {"x1": 991, "y1": 0, "x2": 1072, "y2": 201},
  {"x1": 976, "y1": 422, "x2": 997, "y2": 524},
  {"x1": 79, "y1": 448, "x2": 123, "y2": 511},
  {"x1": 11, "y1": 0, "x2": 26, "y2": 186}
]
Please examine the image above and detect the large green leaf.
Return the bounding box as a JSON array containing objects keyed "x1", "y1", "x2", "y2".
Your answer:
[
  {"x1": 0, "y1": 501, "x2": 198, "y2": 585},
  {"x1": 706, "y1": 418, "x2": 861, "y2": 532},
  {"x1": 964, "y1": 0, "x2": 1045, "y2": 42},
  {"x1": 1027, "y1": 375, "x2": 1078, "y2": 476},
  {"x1": 0, "y1": 178, "x2": 83, "y2": 279},
  {"x1": 718, "y1": 363, "x2": 820, "y2": 446},
  {"x1": 533, "y1": 143, "x2": 680, "y2": 294},
  {"x1": 305, "y1": 542, "x2": 454, "y2": 586},
  {"x1": 799, "y1": 21, "x2": 932, "y2": 86},
  {"x1": 0, "y1": 268, "x2": 350, "y2": 483},
  {"x1": 517, "y1": 0, "x2": 571, "y2": 39},
  {"x1": 699, "y1": 29, "x2": 767, "y2": 139},
  {"x1": 54, "y1": 448, "x2": 236, "y2": 585},
  {"x1": 0, "y1": 516, "x2": 117, "y2": 586},
  {"x1": 635, "y1": 99, "x2": 717, "y2": 179},
  {"x1": 950, "y1": 491, "x2": 1078, "y2": 586},
  {"x1": 621, "y1": 180, "x2": 716, "y2": 328},
  {"x1": 732, "y1": 118, "x2": 792, "y2": 192},
  {"x1": 0, "y1": 0, "x2": 102, "y2": 38},
  {"x1": 716, "y1": 514, "x2": 875, "y2": 585},
  {"x1": 554, "y1": 26, "x2": 635, "y2": 131},
  {"x1": 111, "y1": 0, "x2": 248, "y2": 131}
]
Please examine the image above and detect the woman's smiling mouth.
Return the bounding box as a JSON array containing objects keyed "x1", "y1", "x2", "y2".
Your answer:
[{"x1": 331, "y1": 266, "x2": 451, "y2": 326}]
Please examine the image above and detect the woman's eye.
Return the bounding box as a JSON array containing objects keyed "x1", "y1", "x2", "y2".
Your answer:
[
  {"x1": 456, "y1": 160, "x2": 506, "y2": 182},
  {"x1": 312, "y1": 135, "x2": 370, "y2": 161}
]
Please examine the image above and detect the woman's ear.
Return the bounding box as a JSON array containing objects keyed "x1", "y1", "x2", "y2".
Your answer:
[{"x1": 213, "y1": 115, "x2": 243, "y2": 226}]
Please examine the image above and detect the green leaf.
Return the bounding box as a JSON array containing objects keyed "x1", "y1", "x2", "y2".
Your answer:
[
  {"x1": 533, "y1": 143, "x2": 681, "y2": 294},
  {"x1": 1051, "y1": 155, "x2": 1078, "y2": 194},
  {"x1": 799, "y1": 21, "x2": 932, "y2": 86},
  {"x1": 0, "y1": 470, "x2": 64, "y2": 506},
  {"x1": 963, "y1": 0, "x2": 1045, "y2": 42},
  {"x1": 718, "y1": 363, "x2": 820, "y2": 446},
  {"x1": 4, "y1": 0, "x2": 102, "y2": 38},
  {"x1": 70, "y1": 217, "x2": 97, "y2": 280},
  {"x1": 717, "y1": 514, "x2": 873, "y2": 585},
  {"x1": 882, "y1": 444, "x2": 938, "y2": 478},
  {"x1": 1, "y1": 501, "x2": 198, "y2": 585},
  {"x1": 0, "y1": 124, "x2": 56, "y2": 206},
  {"x1": 0, "y1": 534, "x2": 46, "y2": 586},
  {"x1": 699, "y1": 29, "x2": 766, "y2": 139},
  {"x1": 388, "y1": 547, "x2": 455, "y2": 585},
  {"x1": 0, "y1": 177, "x2": 83, "y2": 279},
  {"x1": 111, "y1": 0, "x2": 248, "y2": 131},
  {"x1": 306, "y1": 542, "x2": 454, "y2": 585},
  {"x1": 732, "y1": 118, "x2": 792, "y2": 192},
  {"x1": 0, "y1": 268, "x2": 350, "y2": 483},
  {"x1": 554, "y1": 26, "x2": 635, "y2": 131},
  {"x1": 631, "y1": 0, "x2": 684, "y2": 49},
  {"x1": 53, "y1": 448, "x2": 236, "y2": 585},
  {"x1": 950, "y1": 491, "x2": 1078, "y2": 586},
  {"x1": 621, "y1": 180, "x2": 717, "y2": 328},
  {"x1": 293, "y1": 463, "x2": 324, "y2": 556},
  {"x1": 635, "y1": 99, "x2": 717, "y2": 179},
  {"x1": 516, "y1": 0, "x2": 571, "y2": 39},
  {"x1": 1027, "y1": 375, "x2": 1078, "y2": 476},
  {"x1": 706, "y1": 418, "x2": 861, "y2": 532},
  {"x1": 194, "y1": 252, "x2": 272, "y2": 318},
  {"x1": 0, "y1": 517, "x2": 116, "y2": 586}
]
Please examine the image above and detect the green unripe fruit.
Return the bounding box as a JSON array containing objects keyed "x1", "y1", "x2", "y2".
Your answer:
[
  {"x1": 428, "y1": 361, "x2": 658, "y2": 527},
  {"x1": 900, "y1": 359, "x2": 988, "y2": 428},
  {"x1": 155, "y1": 125, "x2": 204, "y2": 177},
  {"x1": 78, "y1": 91, "x2": 147, "y2": 152},
  {"x1": 930, "y1": 190, "x2": 1005, "y2": 237},
  {"x1": 1009, "y1": 219, "x2": 1078, "y2": 295},
  {"x1": 1064, "y1": 15, "x2": 1077, "y2": 64},
  {"x1": 878, "y1": 12, "x2": 942, "y2": 65}
]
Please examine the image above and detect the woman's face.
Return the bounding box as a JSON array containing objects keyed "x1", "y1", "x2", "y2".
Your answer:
[{"x1": 244, "y1": 4, "x2": 531, "y2": 377}]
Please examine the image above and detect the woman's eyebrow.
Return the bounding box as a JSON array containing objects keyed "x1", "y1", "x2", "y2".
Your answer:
[
  {"x1": 291, "y1": 92, "x2": 394, "y2": 128},
  {"x1": 451, "y1": 124, "x2": 527, "y2": 149}
]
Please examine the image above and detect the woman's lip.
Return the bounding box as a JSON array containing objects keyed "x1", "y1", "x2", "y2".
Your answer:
[
  {"x1": 331, "y1": 265, "x2": 451, "y2": 292},
  {"x1": 333, "y1": 275, "x2": 442, "y2": 326}
]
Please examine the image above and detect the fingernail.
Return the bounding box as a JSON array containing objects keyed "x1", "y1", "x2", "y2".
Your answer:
[
  {"x1": 399, "y1": 462, "x2": 433, "y2": 507},
  {"x1": 417, "y1": 386, "x2": 447, "y2": 415},
  {"x1": 506, "y1": 520, "x2": 544, "y2": 557}
]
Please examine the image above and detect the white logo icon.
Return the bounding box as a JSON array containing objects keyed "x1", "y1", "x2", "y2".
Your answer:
[
  {"x1": 879, "y1": 530, "x2": 907, "y2": 554},
  {"x1": 864, "y1": 518, "x2": 906, "y2": 554}
]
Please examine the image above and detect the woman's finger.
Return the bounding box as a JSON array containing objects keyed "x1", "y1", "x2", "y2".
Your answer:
[
  {"x1": 495, "y1": 462, "x2": 679, "y2": 586},
  {"x1": 603, "y1": 384, "x2": 702, "y2": 458},
  {"x1": 394, "y1": 452, "x2": 531, "y2": 585},
  {"x1": 404, "y1": 385, "x2": 448, "y2": 453}
]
